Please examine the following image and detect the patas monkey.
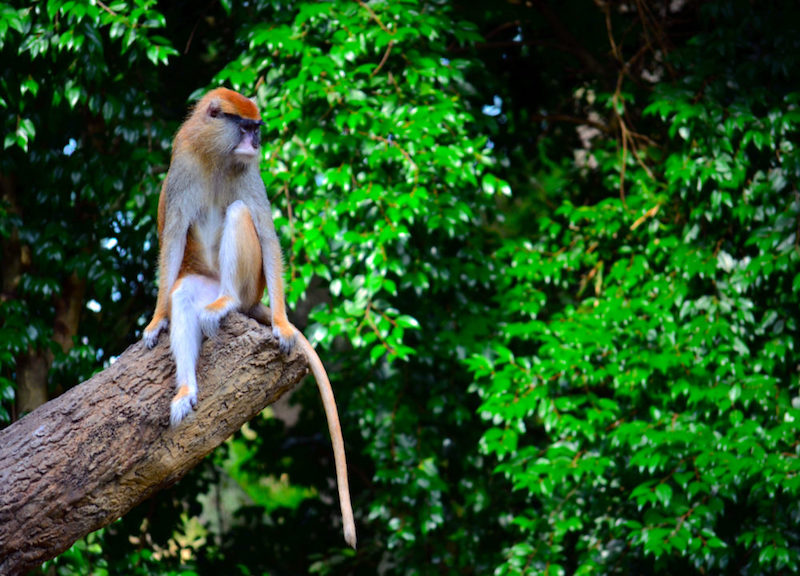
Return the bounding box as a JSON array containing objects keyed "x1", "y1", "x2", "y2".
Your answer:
[{"x1": 143, "y1": 87, "x2": 355, "y2": 548}]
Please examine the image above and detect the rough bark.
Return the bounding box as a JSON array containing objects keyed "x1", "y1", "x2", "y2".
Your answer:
[{"x1": 0, "y1": 313, "x2": 308, "y2": 576}]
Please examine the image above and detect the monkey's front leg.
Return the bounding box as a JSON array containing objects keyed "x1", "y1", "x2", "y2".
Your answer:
[
  {"x1": 261, "y1": 234, "x2": 298, "y2": 354},
  {"x1": 144, "y1": 212, "x2": 189, "y2": 348}
]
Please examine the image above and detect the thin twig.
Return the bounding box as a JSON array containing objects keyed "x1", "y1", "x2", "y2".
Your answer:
[
  {"x1": 371, "y1": 40, "x2": 393, "y2": 77},
  {"x1": 96, "y1": 0, "x2": 117, "y2": 17},
  {"x1": 355, "y1": 0, "x2": 391, "y2": 34},
  {"x1": 184, "y1": 19, "x2": 200, "y2": 54}
]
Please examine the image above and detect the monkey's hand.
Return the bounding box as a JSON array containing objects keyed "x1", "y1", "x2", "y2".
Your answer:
[
  {"x1": 143, "y1": 317, "x2": 169, "y2": 349},
  {"x1": 272, "y1": 320, "x2": 298, "y2": 355},
  {"x1": 246, "y1": 304, "x2": 295, "y2": 352}
]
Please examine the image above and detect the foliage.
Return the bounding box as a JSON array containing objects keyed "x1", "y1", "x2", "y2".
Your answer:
[
  {"x1": 0, "y1": 0, "x2": 176, "y2": 421},
  {"x1": 3, "y1": 1, "x2": 800, "y2": 575},
  {"x1": 468, "y1": 2, "x2": 800, "y2": 574}
]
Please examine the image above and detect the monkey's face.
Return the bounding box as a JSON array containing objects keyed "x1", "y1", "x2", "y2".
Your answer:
[
  {"x1": 223, "y1": 113, "x2": 263, "y2": 159},
  {"x1": 204, "y1": 99, "x2": 264, "y2": 165}
]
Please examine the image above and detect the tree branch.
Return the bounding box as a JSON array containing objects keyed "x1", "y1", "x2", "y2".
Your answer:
[{"x1": 0, "y1": 313, "x2": 309, "y2": 576}]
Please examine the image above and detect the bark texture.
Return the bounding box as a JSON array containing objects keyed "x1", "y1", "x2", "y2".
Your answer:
[{"x1": 0, "y1": 313, "x2": 308, "y2": 576}]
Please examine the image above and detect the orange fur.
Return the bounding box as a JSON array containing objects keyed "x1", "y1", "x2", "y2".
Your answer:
[
  {"x1": 235, "y1": 209, "x2": 266, "y2": 306},
  {"x1": 205, "y1": 296, "x2": 233, "y2": 312},
  {"x1": 210, "y1": 87, "x2": 260, "y2": 119},
  {"x1": 173, "y1": 384, "x2": 191, "y2": 400}
]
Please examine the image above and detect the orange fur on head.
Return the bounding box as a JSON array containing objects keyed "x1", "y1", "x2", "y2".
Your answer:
[{"x1": 204, "y1": 87, "x2": 260, "y2": 120}]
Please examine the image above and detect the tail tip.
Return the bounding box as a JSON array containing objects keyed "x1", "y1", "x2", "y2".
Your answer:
[{"x1": 344, "y1": 524, "x2": 357, "y2": 549}]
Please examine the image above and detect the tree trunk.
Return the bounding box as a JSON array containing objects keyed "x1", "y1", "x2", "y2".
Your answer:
[
  {"x1": 14, "y1": 347, "x2": 50, "y2": 416},
  {"x1": 0, "y1": 313, "x2": 309, "y2": 576}
]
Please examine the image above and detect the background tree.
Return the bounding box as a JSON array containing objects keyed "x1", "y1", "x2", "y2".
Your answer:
[
  {"x1": 0, "y1": 0, "x2": 176, "y2": 420},
  {"x1": 467, "y1": 2, "x2": 800, "y2": 574},
  {"x1": 1, "y1": 1, "x2": 799, "y2": 575}
]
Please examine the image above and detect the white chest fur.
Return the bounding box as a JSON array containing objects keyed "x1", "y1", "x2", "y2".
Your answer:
[{"x1": 193, "y1": 205, "x2": 225, "y2": 272}]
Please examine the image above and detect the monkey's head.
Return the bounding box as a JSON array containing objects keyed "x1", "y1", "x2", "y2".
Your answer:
[{"x1": 185, "y1": 87, "x2": 264, "y2": 169}]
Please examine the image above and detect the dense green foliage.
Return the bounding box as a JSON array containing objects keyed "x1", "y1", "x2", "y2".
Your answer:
[
  {"x1": 470, "y1": 2, "x2": 800, "y2": 572},
  {"x1": 1, "y1": 1, "x2": 799, "y2": 575},
  {"x1": 0, "y1": 0, "x2": 175, "y2": 419}
]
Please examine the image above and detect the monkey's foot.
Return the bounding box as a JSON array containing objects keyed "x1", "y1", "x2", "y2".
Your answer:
[
  {"x1": 272, "y1": 322, "x2": 297, "y2": 354},
  {"x1": 199, "y1": 296, "x2": 236, "y2": 338},
  {"x1": 143, "y1": 318, "x2": 169, "y2": 349},
  {"x1": 170, "y1": 384, "x2": 197, "y2": 427}
]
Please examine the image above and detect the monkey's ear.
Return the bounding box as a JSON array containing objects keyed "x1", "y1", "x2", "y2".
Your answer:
[{"x1": 207, "y1": 99, "x2": 222, "y2": 119}]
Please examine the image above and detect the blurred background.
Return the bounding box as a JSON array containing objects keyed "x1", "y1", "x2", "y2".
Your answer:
[{"x1": 1, "y1": 1, "x2": 799, "y2": 574}]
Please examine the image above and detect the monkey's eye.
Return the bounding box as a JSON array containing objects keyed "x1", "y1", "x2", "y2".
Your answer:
[{"x1": 222, "y1": 112, "x2": 264, "y2": 132}]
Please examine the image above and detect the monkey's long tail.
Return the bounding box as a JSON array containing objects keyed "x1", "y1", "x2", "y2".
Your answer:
[{"x1": 297, "y1": 332, "x2": 357, "y2": 549}]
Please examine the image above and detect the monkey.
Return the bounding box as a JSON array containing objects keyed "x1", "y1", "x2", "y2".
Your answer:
[{"x1": 142, "y1": 87, "x2": 356, "y2": 549}]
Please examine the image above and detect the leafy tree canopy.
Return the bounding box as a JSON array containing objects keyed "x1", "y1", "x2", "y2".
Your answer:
[{"x1": 1, "y1": 1, "x2": 798, "y2": 575}]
